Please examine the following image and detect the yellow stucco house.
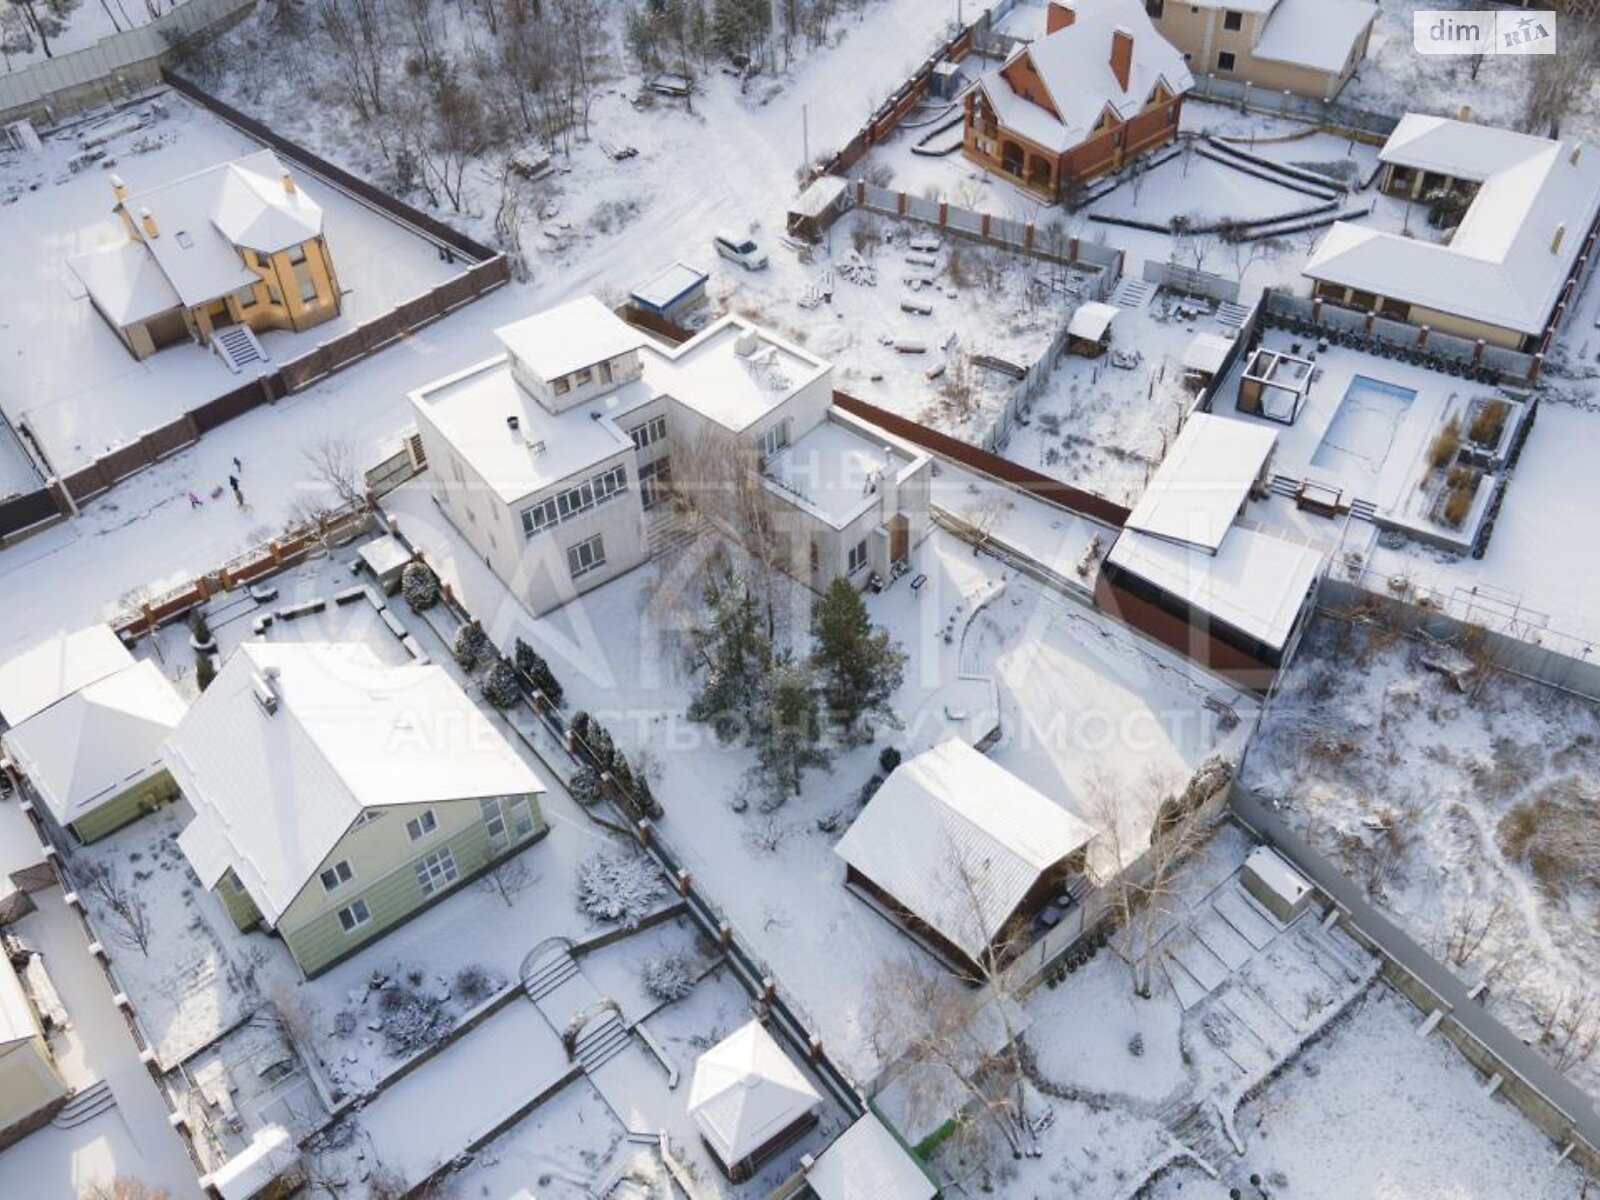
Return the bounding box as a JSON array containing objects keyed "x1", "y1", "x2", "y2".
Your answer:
[
  {"x1": 166, "y1": 641, "x2": 548, "y2": 979},
  {"x1": 68, "y1": 150, "x2": 342, "y2": 363},
  {"x1": 1145, "y1": 0, "x2": 1375, "y2": 101},
  {"x1": 0, "y1": 948, "x2": 68, "y2": 1150}
]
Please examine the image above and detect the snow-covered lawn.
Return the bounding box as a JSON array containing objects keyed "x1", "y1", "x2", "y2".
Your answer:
[
  {"x1": 1150, "y1": 986, "x2": 1592, "y2": 1200},
  {"x1": 1245, "y1": 614, "x2": 1600, "y2": 1102},
  {"x1": 0, "y1": 94, "x2": 464, "y2": 475}
]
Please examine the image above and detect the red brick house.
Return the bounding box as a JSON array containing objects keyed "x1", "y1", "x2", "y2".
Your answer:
[{"x1": 963, "y1": 0, "x2": 1193, "y2": 200}]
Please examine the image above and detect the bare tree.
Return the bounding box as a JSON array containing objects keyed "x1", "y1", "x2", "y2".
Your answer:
[
  {"x1": 1441, "y1": 891, "x2": 1511, "y2": 968},
  {"x1": 301, "y1": 435, "x2": 367, "y2": 514},
  {"x1": 316, "y1": 0, "x2": 388, "y2": 120},
  {"x1": 1536, "y1": 986, "x2": 1600, "y2": 1072},
  {"x1": 478, "y1": 857, "x2": 534, "y2": 907},
  {"x1": 1522, "y1": 3, "x2": 1599, "y2": 137},
  {"x1": 84, "y1": 1179, "x2": 171, "y2": 1200},
  {"x1": 80, "y1": 863, "x2": 153, "y2": 957}
]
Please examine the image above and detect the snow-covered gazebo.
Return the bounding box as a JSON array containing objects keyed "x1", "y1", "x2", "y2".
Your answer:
[
  {"x1": 1066, "y1": 300, "x2": 1119, "y2": 356},
  {"x1": 686, "y1": 1020, "x2": 822, "y2": 1181}
]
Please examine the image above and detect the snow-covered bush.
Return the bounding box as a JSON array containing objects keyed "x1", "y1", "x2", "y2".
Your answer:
[
  {"x1": 574, "y1": 850, "x2": 668, "y2": 928},
  {"x1": 375, "y1": 984, "x2": 451, "y2": 1057},
  {"x1": 514, "y1": 637, "x2": 565, "y2": 707},
  {"x1": 453, "y1": 964, "x2": 497, "y2": 1006},
  {"x1": 482, "y1": 659, "x2": 520, "y2": 708},
  {"x1": 879, "y1": 746, "x2": 902, "y2": 775},
  {"x1": 401, "y1": 561, "x2": 440, "y2": 610},
  {"x1": 570, "y1": 765, "x2": 605, "y2": 806},
  {"x1": 452, "y1": 622, "x2": 490, "y2": 670},
  {"x1": 640, "y1": 952, "x2": 697, "y2": 1003}
]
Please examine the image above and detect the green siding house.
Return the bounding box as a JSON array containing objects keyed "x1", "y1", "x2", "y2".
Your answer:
[
  {"x1": 3, "y1": 658, "x2": 188, "y2": 844},
  {"x1": 166, "y1": 641, "x2": 547, "y2": 978}
]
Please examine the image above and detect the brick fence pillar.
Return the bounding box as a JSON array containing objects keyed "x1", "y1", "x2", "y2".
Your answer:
[
  {"x1": 980, "y1": 212, "x2": 991, "y2": 237},
  {"x1": 1527, "y1": 353, "x2": 1543, "y2": 384},
  {"x1": 1417, "y1": 324, "x2": 1430, "y2": 348},
  {"x1": 1473, "y1": 338, "x2": 1486, "y2": 364},
  {"x1": 938, "y1": 200, "x2": 948, "y2": 226},
  {"x1": 1025, "y1": 221, "x2": 1035, "y2": 250},
  {"x1": 1312, "y1": 296, "x2": 1323, "y2": 323},
  {"x1": 896, "y1": 191, "x2": 907, "y2": 216}
]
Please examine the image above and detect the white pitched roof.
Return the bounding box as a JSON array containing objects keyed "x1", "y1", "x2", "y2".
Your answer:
[
  {"x1": 977, "y1": 0, "x2": 1192, "y2": 154},
  {"x1": 1067, "y1": 300, "x2": 1119, "y2": 340},
  {"x1": 1125, "y1": 413, "x2": 1277, "y2": 553},
  {"x1": 166, "y1": 642, "x2": 544, "y2": 924},
  {"x1": 687, "y1": 1021, "x2": 821, "y2": 1165},
  {"x1": 68, "y1": 237, "x2": 183, "y2": 326},
  {"x1": 1305, "y1": 117, "x2": 1600, "y2": 337},
  {"x1": 806, "y1": 1113, "x2": 936, "y2": 1200},
  {"x1": 113, "y1": 150, "x2": 324, "y2": 309},
  {"x1": 1108, "y1": 522, "x2": 1323, "y2": 651},
  {"x1": 1250, "y1": 0, "x2": 1375, "y2": 74},
  {"x1": 3, "y1": 660, "x2": 186, "y2": 827},
  {"x1": 834, "y1": 739, "x2": 1095, "y2": 963},
  {"x1": 496, "y1": 296, "x2": 649, "y2": 382},
  {"x1": 0, "y1": 624, "x2": 131, "y2": 727}
]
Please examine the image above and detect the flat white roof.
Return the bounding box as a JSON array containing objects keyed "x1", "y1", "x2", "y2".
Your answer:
[
  {"x1": 167, "y1": 641, "x2": 543, "y2": 924},
  {"x1": 1108, "y1": 523, "x2": 1323, "y2": 650},
  {"x1": 688, "y1": 1020, "x2": 821, "y2": 1165},
  {"x1": 411, "y1": 355, "x2": 643, "y2": 506},
  {"x1": 205, "y1": 1125, "x2": 298, "y2": 1200},
  {"x1": 762, "y1": 419, "x2": 917, "y2": 529},
  {"x1": 1184, "y1": 331, "x2": 1235, "y2": 375},
  {"x1": 495, "y1": 296, "x2": 648, "y2": 382},
  {"x1": 1067, "y1": 300, "x2": 1119, "y2": 341},
  {"x1": 806, "y1": 1113, "x2": 936, "y2": 1200},
  {"x1": 835, "y1": 739, "x2": 1095, "y2": 964},
  {"x1": 0, "y1": 624, "x2": 131, "y2": 727},
  {"x1": 1306, "y1": 116, "x2": 1600, "y2": 336},
  {"x1": 1125, "y1": 413, "x2": 1277, "y2": 553},
  {"x1": 630, "y1": 261, "x2": 708, "y2": 312},
  {"x1": 643, "y1": 315, "x2": 830, "y2": 432},
  {"x1": 3, "y1": 660, "x2": 187, "y2": 826}
]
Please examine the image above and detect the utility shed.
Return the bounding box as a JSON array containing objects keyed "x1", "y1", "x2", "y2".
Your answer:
[
  {"x1": 1242, "y1": 845, "x2": 1315, "y2": 923},
  {"x1": 804, "y1": 1112, "x2": 937, "y2": 1200},
  {"x1": 1066, "y1": 301, "x2": 1119, "y2": 356},
  {"x1": 788, "y1": 175, "x2": 851, "y2": 242},
  {"x1": 629, "y1": 261, "x2": 710, "y2": 324}
]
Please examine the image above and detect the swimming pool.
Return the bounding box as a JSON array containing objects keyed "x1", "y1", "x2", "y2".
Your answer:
[{"x1": 1310, "y1": 375, "x2": 1418, "y2": 479}]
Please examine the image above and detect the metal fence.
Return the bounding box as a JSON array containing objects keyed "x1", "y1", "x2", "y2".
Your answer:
[
  {"x1": 0, "y1": 0, "x2": 257, "y2": 124},
  {"x1": 1142, "y1": 259, "x2": 1241, "y2": 304},
  {"x1": 1189, "y1": 74, "x2": 1400, "y2": 144},
  {"x1": 1260, "y1": 290, "x2": 1540, "y2": 384}
]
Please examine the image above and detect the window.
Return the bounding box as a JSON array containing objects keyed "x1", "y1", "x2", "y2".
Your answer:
[
  {"x1": 847, "y1": 540, "x2": 868, "y2": 575},
  {"x1": 810, "y1": 540, "x2": 820, "y2": 572},
  {"x1": 319, "y1": 860, "x2": 353, "y2": 892},
  {"x1": 572, "y1": 367, "x2": 593, "y2": 388},
  {"x1": 567, "y1": 534, "x2": 607, "y2": 580},
  {"x1": 639, "y1": 457, "x2": 671, "y2": 509},
  {"x1": 235, "y1": 284, "x2": 257, "y2": 310},
  {"x1": 629, "y1": 415, "x2": 668, "y2": 450},
  {"x1": 353, "y1": 810, "x2": 384, "y2": 828},
  {"x1": 337, "y1": 899, "x2": 371, "y2": 932},
  {"x1": 299, "y1": 273, "x2": 318, "y2": 304},
  {"x1": 405, "y1": 809, "x2": 438, "y2": 841},
  {"x1": 482, "y1": 797, "x2": 508, "y2": 852},
  {"x1": 288, "y1": 244, "x2": 308, "y2": 265},
  {"x1": 507, "y1": 797, "x2": 537, "y2": 840},
  {"x1": 520, "y1": 465, "x2": 629, "y2": 537},
  {"x1": 415, "y1": 848, "x2": 459, "y2": 897},
  {"x1": 267, "y1": 283, "x2": 283, "y2": 305},
  {"x1": 1145, "y1": 0, "x2": 1163, "y2": 16},
  {"x1": 599, "y1": 360, "x2": 613, "y2": 384},
  {"x1": 553, "y1": 376, "x2": 571, "y2": 395},
  {"x1": 759, "y1": 419, "x2": 791, "y2": 460},
  {"x1": 1217, "y1": 50, "x2": 1237, "y2": 72},
  {"x1": 1222, "y1": 9, "x2": 1242, "y2": 30}
]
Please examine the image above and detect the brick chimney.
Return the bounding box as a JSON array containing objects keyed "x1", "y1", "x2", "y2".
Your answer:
[
  {"x1": 1110, "y1": 27, "x2": 1134, "y2": 90},
  {"x1": 1046, "y1": 0, "x2": 1076, "y2": 34},
  {"x1": 281, "y1": 170, "x2": 296, "y2": 196},
  {"x1": 139, "y1": 206, "x2": 159, "y2": 238}
]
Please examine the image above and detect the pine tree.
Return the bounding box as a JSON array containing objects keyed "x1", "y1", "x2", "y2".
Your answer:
[
  {"x1": 687, "y1": 569, "x2": 772, "y2": 741},
  {"x1": 810, "y1": 577, "x2": 907, "y2": 732},
  {"x1": 514, "y1": 638, "x2": 564, "y2": 707},
  {"x1": 752, "y1": 661, "x2": 828, "y2": 807}
]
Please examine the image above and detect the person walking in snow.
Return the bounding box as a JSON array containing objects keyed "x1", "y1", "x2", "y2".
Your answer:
[
  {"x1": 187, "y1": 490, "x2": 203, "y2": 509},
  {"x1": 229, "y1": 475, "x2": 243, "y2": 506},
  {"x1": 233, "y1": 456, "x2": 242, "y2": 474}
]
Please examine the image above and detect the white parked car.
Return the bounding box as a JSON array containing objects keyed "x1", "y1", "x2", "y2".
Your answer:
[{"x1": 713, "y1": 231, "x2": 768, "y2": 270}]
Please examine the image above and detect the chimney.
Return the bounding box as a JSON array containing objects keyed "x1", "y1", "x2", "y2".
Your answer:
[
  {"x1": 1552, "y1": 223, "x2": 1566, "y2": 254},
  {"x1": 110, "y1": 173, "x2": 128, "y2": 202},
  {"x1": 139, "y1": 206, "x2": 159, "y2": 238},
  {"x1": 1570, "y1": 142, "x2": 1584, "y2": 166},
  {"x1": 281, "y1": 170, "x2": 297, "y2": 196},
  {"x1": 1457, "y1": 103, "x2": 1473, "y2": 123},
  {"x1": 1046, "y1": 0, "x2": 1076, "y2": 34},
  {"x1": 1110, "y1": 27, "x2": 1134, "y2": 91}
]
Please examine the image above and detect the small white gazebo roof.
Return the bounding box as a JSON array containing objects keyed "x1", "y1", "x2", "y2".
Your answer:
[
  {"x1": 1067, "y1": 300, "x2": 1119, "y2": 341},
  {"x1": 687, "y1": 1020, "x2": 821, "y2": 1166}
]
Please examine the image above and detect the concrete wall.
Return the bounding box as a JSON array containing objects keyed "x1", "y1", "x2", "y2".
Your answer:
[{"x1": 0, "y1": 1038, "x2": 67, "y2": 1150}]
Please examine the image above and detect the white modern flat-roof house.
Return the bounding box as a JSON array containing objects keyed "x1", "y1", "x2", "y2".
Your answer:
[
  {"x1": 1096, "y1": 413, "x2": 1324, "y2": 683},
  {"x1": 409, "y1": 297, "x2": 932, "y2": 615},
  {"x1": 166, "y1": 642, "x2": 546, "y2": 977},
  {"x1": 1305, "y1": 114, "x2": 1600, "y2": 351}
]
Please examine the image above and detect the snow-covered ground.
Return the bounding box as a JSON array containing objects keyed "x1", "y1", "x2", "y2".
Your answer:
[
  {"x1": 1245, "y1": 614, "x2": 1600, "y2": 1101},
  {"x1": 0, "y1": 95, "x2": 463, "y2": 475}
]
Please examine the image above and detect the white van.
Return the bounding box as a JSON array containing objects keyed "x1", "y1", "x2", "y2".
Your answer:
[{"x1": 713, "y1": 231, "x2": 768, "y2": 270}]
